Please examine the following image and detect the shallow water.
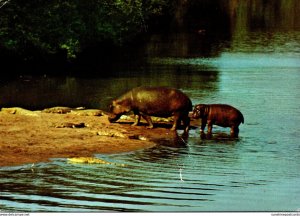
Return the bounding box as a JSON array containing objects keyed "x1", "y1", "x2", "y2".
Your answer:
[{"x1": 1, "y1": 31, "x2": 300, "y2": 212}]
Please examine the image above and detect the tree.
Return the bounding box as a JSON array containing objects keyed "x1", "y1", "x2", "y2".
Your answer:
[{"x1": 0, "y1": 0, "x2": 153, "y2": 61}]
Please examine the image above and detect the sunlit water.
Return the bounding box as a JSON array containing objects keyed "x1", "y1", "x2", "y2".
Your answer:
[{"x1": 1, "y1": 31, "x2": 300, "y2": 212}]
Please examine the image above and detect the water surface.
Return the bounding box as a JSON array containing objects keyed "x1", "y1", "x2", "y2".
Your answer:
[{"x1": 0, "y1": 31, "x2": 300, "y2": 212}]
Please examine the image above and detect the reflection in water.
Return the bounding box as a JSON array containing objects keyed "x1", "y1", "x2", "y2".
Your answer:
[
  {"x1": 228, "y1": 0, "x2": 300, "y2": 33},
  {"x1": 145, "y1": 32, "x2": 228, "y2": 58},
  {"x1": 0, "y1": 64, "x2": 219, "y2": 110},
  {"x1": 228, "y1": 31, "x2": 300, "y2": 55},
  {"x1": 145, "y1": 1, "x2": 300, "y2": 58}
]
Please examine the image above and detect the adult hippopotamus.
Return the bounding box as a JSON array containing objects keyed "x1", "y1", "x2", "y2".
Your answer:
[
  {"x1": 108, "y1": 86, "x2": 192, "y2": 132},
  {"x1": 192, "y1": 104, "x2": 244, "y2": 137}
]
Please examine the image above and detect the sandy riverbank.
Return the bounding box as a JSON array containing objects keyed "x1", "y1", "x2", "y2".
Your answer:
[{"x1": 0, "y1": 107, "x2": 197, "y2": 167}]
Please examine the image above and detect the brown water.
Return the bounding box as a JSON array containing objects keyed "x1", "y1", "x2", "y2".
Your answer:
[{"x1": 1, "y1": 29, "x2": 300, "y2": 212}]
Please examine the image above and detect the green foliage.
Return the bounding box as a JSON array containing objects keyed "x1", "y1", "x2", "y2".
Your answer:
[
  {"x1": 0, "y1": 0, "x2": 168, "y2": 60},
  {"x1": 0, "y1": 0, "x2": 84, "y2": 59},
  {"x1": 78, "y1": 0, "x2": 146, "y2": 46}
]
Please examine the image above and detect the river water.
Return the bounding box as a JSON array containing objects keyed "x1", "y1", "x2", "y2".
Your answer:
[{"x1": 1, "y1": 30, "x2": 300, "y2": 212}]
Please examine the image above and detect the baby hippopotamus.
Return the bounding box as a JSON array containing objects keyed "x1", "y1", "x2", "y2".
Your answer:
[
  {"x1": 108, "y1": 86, "x2": 192, "y2": 132},
  {"x1": 192, "y1": 104, "x2": 244, "y2": 137}
]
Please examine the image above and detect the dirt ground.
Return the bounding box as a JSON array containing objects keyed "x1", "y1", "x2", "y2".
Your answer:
[{"x1": 0, "y1": 107, "x2": 198, "y2": 167}]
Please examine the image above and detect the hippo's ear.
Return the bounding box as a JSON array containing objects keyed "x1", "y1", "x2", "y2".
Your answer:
[{"x1": 196, "y1": 104, "x2": 207, "y2": 115}]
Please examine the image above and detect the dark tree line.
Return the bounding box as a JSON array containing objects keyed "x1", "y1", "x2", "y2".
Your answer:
[
  {"x1": 0, "y1": 0, "x2": 176, "y2": 74},
  {"x1": 0, "y1": 0, "x2": 298, "y2": 76}
]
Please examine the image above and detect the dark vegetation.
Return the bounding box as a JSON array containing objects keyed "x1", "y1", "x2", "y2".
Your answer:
[{"x1": 0, "y1": 0, "x2": 299, "y2": 76}]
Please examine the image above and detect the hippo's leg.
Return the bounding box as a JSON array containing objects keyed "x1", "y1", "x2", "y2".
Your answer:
[
  {"x1": 200, "y1": 132, "x2": 206, "y2": 139},
  {"x1": 142, "y1": 115, "x2": 154, "y2": 129},
  {"x1": 230, "y1": 126, "x2": 239, "y2": 138},
  {"x1": 182, "y1": 114, "x2": 190, "y2": 133},
  {"x1": 132, "y1": 112, "x2": 141, "y2": 126},
  {"x1": 171, "y1": 112, "x2": 181, "y2": 131},
  {"x1": 207, "y1": 120, "x2": 213, "y2": 134},
  {"x1": 200, "y1": 118, "x2": 207, "y2": 133}
]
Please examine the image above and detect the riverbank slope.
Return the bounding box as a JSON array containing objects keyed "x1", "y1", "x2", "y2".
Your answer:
[{"x1": 0, "y1": 107, "x2": 196, "y2": 167}]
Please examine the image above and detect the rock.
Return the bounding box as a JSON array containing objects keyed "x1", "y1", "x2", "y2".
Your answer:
[
  {"x1": 119, "y1": 115, "x2": 135, "y2": 121},
  {"x1": 1, "y1": 107, "x2": 40, "y2": 117},
  {"x1": 97, "y1": 130, "x2": 126, "y2": 138},
  {"x1": 128, "y1": 135, "x2": 148, "y2": 141},
  {"x1": 42, "y1": 106, "x2": 73, "y2": 114},
  {"x1": 119, "y1": 115, "x2": 173, "y2": 123},
  {"x1": 53, "y1": 122, "x2": 86, "y2": 128},
  {"x1": 70, "y1": 109, "x2": 104, "y2": 116},
  {"x1": 42, "y1": 107, "x2": 103, "y2": 116},
  {"x1": 152, "y1": 116, "x2": 173, "y2": 122}
]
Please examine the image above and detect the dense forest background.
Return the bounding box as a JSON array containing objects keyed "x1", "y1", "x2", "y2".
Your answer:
[{"x1": 0, "y1": 0, "x2": 299, "y2": 76}]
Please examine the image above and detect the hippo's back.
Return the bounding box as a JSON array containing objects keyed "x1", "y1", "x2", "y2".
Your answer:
[
  {"x1": 210, "y1": 104, "x2": 244, "y2": 124},
  {"x1": 131, "y1": 86, "x2": 192, "y2": 116}
]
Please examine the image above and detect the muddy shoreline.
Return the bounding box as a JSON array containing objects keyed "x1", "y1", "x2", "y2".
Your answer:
[{"x1": 0, "y1": 107, "x2": 199, "y2": 167}]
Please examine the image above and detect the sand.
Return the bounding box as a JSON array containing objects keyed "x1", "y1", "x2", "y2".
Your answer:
[{"x1": 0, "y1": 107, "x2": 195, "y2": 167}]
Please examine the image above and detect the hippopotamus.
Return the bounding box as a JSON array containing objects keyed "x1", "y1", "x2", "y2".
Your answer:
[
  {"x1": 192, "y1": 104, "x2": 244, "y2": 137},
  {"x1": 108, "y1": 86, "x2": 192, "y2": 132}
]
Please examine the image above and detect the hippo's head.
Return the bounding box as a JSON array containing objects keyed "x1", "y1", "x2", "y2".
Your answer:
[
  {"x1": 108, "y1": 113, "x2": 122, "y2": 123},
  {"x1": 108, "y1": 99, "x2": 131, "y2": 123},
  {"x1": 192, "y1": 104, "x2": 206, "y2": 119}
]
